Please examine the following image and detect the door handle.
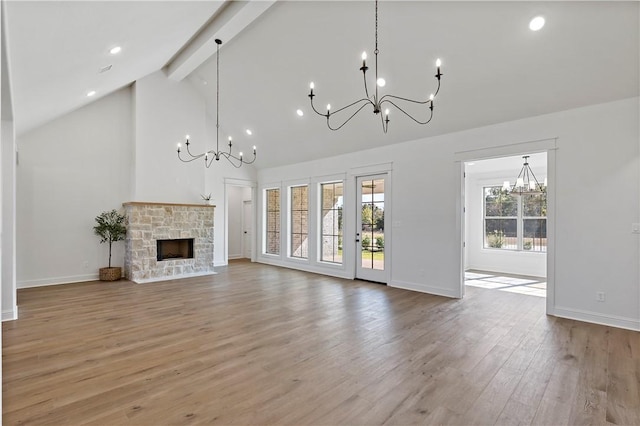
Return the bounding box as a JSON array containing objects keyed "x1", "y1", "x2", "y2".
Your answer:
[{"x1": 244, "y1": 231, "x2": 248, "y2": 234}]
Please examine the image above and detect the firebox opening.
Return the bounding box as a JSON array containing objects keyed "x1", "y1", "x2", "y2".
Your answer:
[{"x1": 157, "y1": 238, "x2": 194, "y2": 261}]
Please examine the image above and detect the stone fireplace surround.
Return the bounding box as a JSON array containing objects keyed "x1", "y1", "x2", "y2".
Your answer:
[{"x1": 123, "y1": 202, "x2": 215, "y2": 283}]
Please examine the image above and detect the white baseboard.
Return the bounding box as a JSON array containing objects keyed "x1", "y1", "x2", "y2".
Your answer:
[
  {"x1": 256, "y1": 257, "x2": 352, "y2": 280},
  {"x1": 228, "y1": 254, "x2": 243, "y2": 260},
  {"x1": 2, "y1": 306, "x2": 18, "y2": 321},
  {"x1": 214, "y1": 260, "x2": 228, "y2": 267},
  {"x1": 390, "y1": 280, "x2": 461, "y2": 299},
  {"x1": 18, "y1": 273, "x2": 99, "y2": 288},
  {"x1": 552, "y1": 306, "x2": 640, "y2": 331},
  {"x1": 133, "y1": 271, "x2": 216, "y2": 284}
]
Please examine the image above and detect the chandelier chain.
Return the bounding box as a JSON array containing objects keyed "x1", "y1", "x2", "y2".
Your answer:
[
  {"x1": 374, "y1": 0, "x2": 378, "y2": 55},
  {"x1": 216, "y1": 41, "x2": 220, "y2": 154}
]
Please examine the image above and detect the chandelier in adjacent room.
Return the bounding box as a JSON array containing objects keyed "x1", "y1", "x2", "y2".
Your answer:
[
  {"x1": 502, "y1": 156, "x2": 546, "y2": 195},
  {"x1": 308, "y1": 0, "x2": 443, "y2": 133},
  {"x1": 177, "y1": 39, "x2": 256, "y2": 168}
]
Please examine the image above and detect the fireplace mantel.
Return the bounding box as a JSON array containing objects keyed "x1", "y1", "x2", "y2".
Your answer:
[
  {"x1": 123, "y1": 202, "x2": 215, "y2": 283},
  {"x1": 123, "y1": 201, "x2": 215, "y2": 208}
]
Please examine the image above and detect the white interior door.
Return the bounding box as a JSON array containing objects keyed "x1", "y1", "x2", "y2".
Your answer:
[
  {"x1": 356, "y1": 174, "x2": 388, "y2": 283},
  {"x1": 242, "y1": 200, "x2": 252, "y2": 259}
]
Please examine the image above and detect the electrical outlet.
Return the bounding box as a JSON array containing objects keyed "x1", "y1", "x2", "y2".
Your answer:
[
  {"x1": 596, "y1": 291, "x2": 605, "y2": 302},
  {"x1": 632, "y1": 223, "x2": 640, "y2": 234},
  {"x1": 83, "y1": 260, "x2": 89, "y2": 270}
]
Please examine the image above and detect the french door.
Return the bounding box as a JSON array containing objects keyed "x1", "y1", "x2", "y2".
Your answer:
[{"x1": 355, "y1": 174, "x2": 388, "y2": 283}]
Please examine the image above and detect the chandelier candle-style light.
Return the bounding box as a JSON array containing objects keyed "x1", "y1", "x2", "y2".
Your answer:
[
  {"x1": 308, "y1": 0, "x2": 443, "y2": 133},
  {"x1": 177, "y1": 39, "x2": 256, "y2": 168},
  {"x1": 502, "y1": 156, "x2": 547, "y2": 195}
]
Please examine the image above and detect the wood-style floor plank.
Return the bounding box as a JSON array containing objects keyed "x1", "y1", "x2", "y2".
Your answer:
[{"x1": 3, "y1": 260, "x2": 639, "y2": 425}]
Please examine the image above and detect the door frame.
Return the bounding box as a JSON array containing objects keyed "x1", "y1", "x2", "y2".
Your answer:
[
  {"x1": 224, "y1": 178, "x2": 257, "y2": 265},
  {"x1": 454, "y1": 138, "x2": 557, "y2": 314},
  {"x1": 348, "y1": 162, "x2": 393, "y2": 284}
]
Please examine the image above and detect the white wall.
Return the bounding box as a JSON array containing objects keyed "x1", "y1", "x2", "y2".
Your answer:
[
  {"x1": 2, "y1": 119, "x2": 16, "y2": 318},
  {"x1": 258, "y1": 97, "x2": 640, "y2": 331},
  {"x1": 465, "y1": 165, "x2": 547, "y2": 277},
  {"x1": 132, "y1": 71, "x2": 205, "y2": 203},
  {"x1": 16, "y1": 87, "x2": 133, "y2": 287}
]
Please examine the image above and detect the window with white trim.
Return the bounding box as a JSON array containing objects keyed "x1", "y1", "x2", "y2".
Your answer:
[
  {"x1": 484, "y1": 186, "x2": 547, "y2": 252},
  {"x1": 320, "y1": 181, "x2": 343, "y2": 264},
  {"x1": 289, "y1": 185, "x2": 308, "y2": 259},
  {"x1": 265, "y1": 188, "x2": 280, "y2": 255}
]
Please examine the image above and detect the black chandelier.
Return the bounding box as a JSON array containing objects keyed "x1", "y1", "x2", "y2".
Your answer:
[
  {"x1": 308, "y1": 0, "x2": 443, "y2": 133},
  {"x1": 503, "y1": 156, "x2": 546, "y2": 195},
  {"x1": 177, "y1": 39, "x2": 256, "y2": 168}
]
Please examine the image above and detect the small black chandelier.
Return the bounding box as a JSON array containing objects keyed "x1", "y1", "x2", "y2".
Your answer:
[
  {"x1": 503, "y1": 156, "x2": 546, "y2": 195},
  {"x1": 308, "y1": 0, "x2": 443, "y2": 133},
  {"x1": 177, "y1": 39, "x2": 256, "y2": 168}
]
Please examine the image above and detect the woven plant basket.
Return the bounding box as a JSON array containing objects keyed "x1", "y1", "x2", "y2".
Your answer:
[{"x1": 99, "y1": 267, "x2": 121, "y2": 281}]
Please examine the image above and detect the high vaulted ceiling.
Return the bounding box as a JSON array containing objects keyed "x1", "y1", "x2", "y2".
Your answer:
[{"x1": 5, "y1": 1, "x2": 639, "y2": 169}]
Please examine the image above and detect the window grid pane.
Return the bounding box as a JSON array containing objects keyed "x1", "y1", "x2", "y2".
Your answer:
[
  {"x1": 290, "y1": 186, "x2": 309, "y2": 259},
  {"x1": 265, "y1": 189, "x2": 280, "y2": 255},
  {"x1": 483, "y1": 185, "x2": 546, "y2": 252},
  {"x1": 321, "y1": 182, "x2": 343, "y2": 264}
]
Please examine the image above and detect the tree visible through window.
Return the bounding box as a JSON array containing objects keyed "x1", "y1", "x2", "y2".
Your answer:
[
  {"x1": 290, "y1": 185, "x2": 308, "y2": 259},
  {"x1": 484, "y1": 186, "x2": 546, "y2": 252},
  {"x1": 320, "y1": 182, "x2": 343, "y2": 264}
]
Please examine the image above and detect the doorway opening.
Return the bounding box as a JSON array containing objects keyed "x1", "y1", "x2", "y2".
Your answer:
[
  {"x1": 225, "y1": 182, "x2": 255, "y2": 264},
  {"x1": 463, "y1": 152, "x2": 548, "y2": 298},
  {"x1": 356, "y1": 174, "x2": 389, "y2": 284}
]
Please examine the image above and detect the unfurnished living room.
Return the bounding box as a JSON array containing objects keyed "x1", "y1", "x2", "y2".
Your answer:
[{"x1": 1, "y1": 1, "x2": 639, "y2": 425}]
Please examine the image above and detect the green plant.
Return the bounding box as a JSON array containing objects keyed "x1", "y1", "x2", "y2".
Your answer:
[
  {"x1": 376, "y1": 236, "x2": 384, "y2": 249},
  {"x1": 362, "y1": 235, "x2": 371, "y2": 250},
  {"x1": 94, "y1": 210, "x2": 127, "y2": 268},
  {"x1": 523, "y1": 241, "x2": 533, "y2": 250},
  {"x1": 487, "y1": 230, "x2": 504, "y2": 248}
]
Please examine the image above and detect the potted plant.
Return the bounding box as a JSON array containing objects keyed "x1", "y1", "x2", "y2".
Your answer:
[{"x1": 93, "y1": 209, "x2": 127, "y2": 281}]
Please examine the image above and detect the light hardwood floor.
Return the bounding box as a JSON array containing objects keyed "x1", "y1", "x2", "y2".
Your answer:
[{"x1": 3, "y1": 260, "x2": 639, "y2": 425}]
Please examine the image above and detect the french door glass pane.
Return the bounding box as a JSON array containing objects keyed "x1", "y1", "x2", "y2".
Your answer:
[{"x1": 361, "y1": 178, "x2": 384, "y2": 271}]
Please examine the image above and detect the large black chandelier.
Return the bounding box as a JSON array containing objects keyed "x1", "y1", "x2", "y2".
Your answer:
[
  {"x1": 308, "y1": 0, "x2": 443, "y2": 133},
  {"x1": 177, "y1": 39, "x2": 256, "y2": 168}
]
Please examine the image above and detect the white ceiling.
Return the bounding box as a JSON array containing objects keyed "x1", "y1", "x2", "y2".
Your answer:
[
  {"x1": 4, "y1": 1, "x2": 639, "y2": 170},
  {"x1": 5, "y1": 0, "x2": 224, "y2": 135}
]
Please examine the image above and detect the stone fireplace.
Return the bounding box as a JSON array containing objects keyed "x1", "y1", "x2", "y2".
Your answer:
[{"x1": 123, "y1": 202, "x2": 215, "y2": 283}]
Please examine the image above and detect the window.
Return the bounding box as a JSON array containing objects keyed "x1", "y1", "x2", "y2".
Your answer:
[
  {"x1": 265, "y1": 188, "x2": 280, "y2": 255},
  {"x1": 290, "y1": 185, "x2": 308, "y2": 259},
  {"x1": 320, "y1": 182, "x2": 343, "y2": 264},
  {"x1": 484, "y1": 186, "x2": 546, "y2": 252}
]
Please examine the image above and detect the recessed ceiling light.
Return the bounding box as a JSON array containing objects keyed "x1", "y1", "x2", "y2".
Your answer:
[
  {"x1": 376, "y1": 77, "x2": 386, "y2": 87},
  {"x1": 296, "y1": 109, "x2": 304, "y2": 117},
  {"x1": 529, "y1": 16, "x2": 545, "y2": 31},
  {"x1": 467, "y1": 162, "x2": 475, "y2": 166},
  {"x1": 246, "y1": 129, "x2": 252, "y2": 135},
  {"x1": 86, "y1": 90, "x2": 96, "y2": 97},
  {"x1": 109, "y1": 46, "x2": 122, "y2": 55}
]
